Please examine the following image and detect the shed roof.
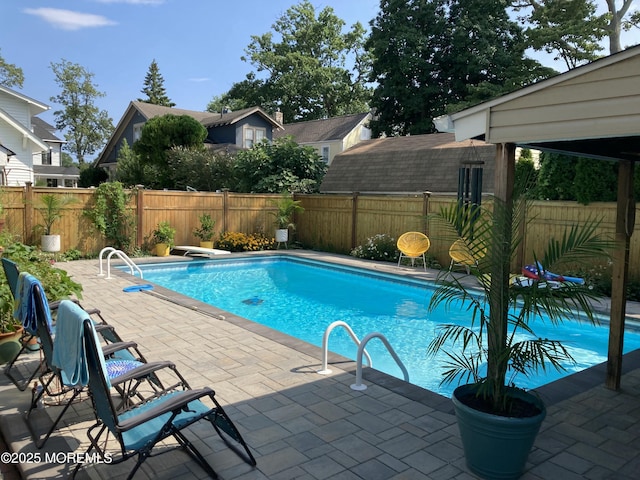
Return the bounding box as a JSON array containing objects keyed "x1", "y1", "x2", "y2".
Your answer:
[{"x1": 320, "y1": 133, "x2": 495, "y2": 194}]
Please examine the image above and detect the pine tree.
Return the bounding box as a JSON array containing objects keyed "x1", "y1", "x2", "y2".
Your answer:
[{"x1": 138, "y1": 59, "x2": 175, "y2": 107}]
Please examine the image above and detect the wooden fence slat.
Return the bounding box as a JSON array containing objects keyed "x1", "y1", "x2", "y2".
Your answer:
[{"x1": 0, "y1": 187, "x2": 634, "y2": 278}]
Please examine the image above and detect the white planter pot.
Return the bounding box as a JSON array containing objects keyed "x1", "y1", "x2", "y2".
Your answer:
[
  {"x1": 41, "y1": 234, "x2": 61, "y2": 252},
  {"x1": 275, "y1": 229, "x2": 289, "y2": 243}
]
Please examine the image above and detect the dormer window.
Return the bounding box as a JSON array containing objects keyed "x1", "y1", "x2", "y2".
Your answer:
[{"x1": 243, "y1": 126, "x2": 265, "y2": 148}]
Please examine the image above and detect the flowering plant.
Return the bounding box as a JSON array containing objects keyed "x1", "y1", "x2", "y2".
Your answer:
[{"x1": 351, "y1": 234, "x2": 399, "y2": 262}]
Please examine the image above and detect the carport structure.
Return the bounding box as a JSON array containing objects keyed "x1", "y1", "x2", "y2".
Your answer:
[{"x1": 434, "y1": 45, "x2": 640, "y2": 390}]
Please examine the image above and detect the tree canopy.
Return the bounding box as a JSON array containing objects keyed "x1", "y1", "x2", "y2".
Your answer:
[
  {"x1": 211, "y1": 0, "x2": 372, "y2": 123},
  {"x1": 50, "y1": 59, "x2": 114, "y2": 165},
  {"x1": 132, "y1": 114, "x2": 207, "y2": 189},
  {"x1": 138, "y1": 59, "x2": 175, "y2": 107},
  {"x1": 366, "y1": 0, "x2": 555, "y2": 137},
  {"x1": 0, "y1": 49, "x2": 24, "y2": 88},
  {"x1": 232, "y1": 136, "x2": 327, "y2": 193}
]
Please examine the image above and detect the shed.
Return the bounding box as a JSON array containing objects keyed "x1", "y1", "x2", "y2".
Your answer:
[{"x1": 320, "y1": 133, "x2": 496, "y2": 193}]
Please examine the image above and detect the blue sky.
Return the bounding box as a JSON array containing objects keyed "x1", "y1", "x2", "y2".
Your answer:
[
  {"x1": 1, "y1": 0, "x2": 639, "y2": 132},
  {"x1": 1, "y1": 0, "x2": 380, "y2": 126}
]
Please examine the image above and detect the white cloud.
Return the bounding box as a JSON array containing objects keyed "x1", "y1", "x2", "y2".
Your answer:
[
  {"x1": 189, "y1": 78, "x2": 210, "y2": 83},
  {"x1": 24, "y1": 8, "x2": 117, "y2": 31}
]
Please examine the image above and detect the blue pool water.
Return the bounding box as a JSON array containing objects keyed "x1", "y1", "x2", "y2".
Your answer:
[{"x1": 127, "y1": 256, "x2": 640, "y2": 396}]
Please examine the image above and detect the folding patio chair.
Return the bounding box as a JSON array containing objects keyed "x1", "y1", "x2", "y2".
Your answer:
[
  {"x1": 73, "y1": 316, "x2": 256, "y2": 479},
  {"x1": 26, "y1": 280, "x2": 175, "y2": 448},
  {"x1": 3, "y1": 258, "x2": 133, "y2": 391}
]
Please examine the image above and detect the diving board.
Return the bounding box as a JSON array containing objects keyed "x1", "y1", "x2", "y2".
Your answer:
[{"x1": 173, "y1": 245, "x2": 231, "y2": 257}]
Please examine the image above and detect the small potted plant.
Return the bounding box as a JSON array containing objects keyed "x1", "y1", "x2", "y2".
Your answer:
[
  {"x1": 426, "y1": 192, "x2": 612, "y2": 479},
  {"x1": 270, "y1": 193, "x2": 304, "y2": 246},
  {"x1": 37, "y1": 193, "x2": 79, "y2": 252},
  {"x1": 151, "y1": 221, "x2": 175, "y2": 257},
  {"x1": 193, "y1": 214, "x2": 216, "y2": 248}
]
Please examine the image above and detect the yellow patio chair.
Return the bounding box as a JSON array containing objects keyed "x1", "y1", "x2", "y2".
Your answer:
[
  {"x1": 449, "y1": 238, "x2": 485, "y2": 274},
  {"x1": 397, "y1": 232, "x2": 431, "y2": 270}
]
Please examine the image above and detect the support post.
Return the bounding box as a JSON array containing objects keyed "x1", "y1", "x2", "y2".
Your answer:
[
  {"x1": 607, "y1": 159, "x2": 635, "y2": 390},
  {"x1": 487, "y1": 143, "x2": 515, "y2": 398}
]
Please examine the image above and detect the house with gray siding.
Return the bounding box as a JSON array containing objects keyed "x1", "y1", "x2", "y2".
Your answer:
[{"x1": 94, "y1": 102, "x2": 283, "y2": 177}]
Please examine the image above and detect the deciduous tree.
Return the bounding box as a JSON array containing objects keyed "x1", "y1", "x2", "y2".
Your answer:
[
  {"x1": 217, "y1": 1, "x2": 371, "y2": 123},
  {"x1": 367, "y1": 0, "x2": 554, "y2": 136},
  {"x1": 233, "y1": 137, "x2": 326, "y2": 193},
  {"x1": 50, "y1": 60, "x2": 114, "y2": 165},
  {"x1": 0, "y1": 49, "x2": 24, "y2": 88}
]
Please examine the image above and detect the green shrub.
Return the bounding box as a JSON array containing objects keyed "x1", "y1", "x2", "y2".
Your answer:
[
  {"x1": 351, "y1": 234, "x2": 399, "y2": 262},
  {"x1": 0, "y1": 240, "x2": 83, "y2": 331}
]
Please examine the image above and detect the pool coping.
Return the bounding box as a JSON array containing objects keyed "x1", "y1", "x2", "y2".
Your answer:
[{"x1": 111, "y1": 249, "x2": 640, "y2": 413}]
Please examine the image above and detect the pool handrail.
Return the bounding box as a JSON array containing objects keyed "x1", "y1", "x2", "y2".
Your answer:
[
  {"x1": 317, "y1": 320, "x2": 372, "y2": 375},
  {"x1": 350, "y1": 332, "x2": 410, "y2": 391},
  {"x1": 98, "y1": 247, "x2": 144, "y2": 280}
]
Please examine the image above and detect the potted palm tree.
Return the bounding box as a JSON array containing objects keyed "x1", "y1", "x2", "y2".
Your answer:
[
  {"x1": 37, "y1": 193, "x2": 79, "y2": 252},
  {"x1": 151, "y1": 221, "x2": 175, "y2": 257},
  {"x1": 270, "y1": 193, "x2": 304, "y2": 246},
  {"x1": 193, "y1": 214, "x2": 216, "y2": 248},
  {"x1": 427, "y1": 193, "x2": 612, "y2": 479}
]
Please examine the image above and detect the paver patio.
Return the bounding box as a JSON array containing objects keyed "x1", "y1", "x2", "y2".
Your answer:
[{"x1": 0, "y1": 251, "x2": 639, "y2": 479}]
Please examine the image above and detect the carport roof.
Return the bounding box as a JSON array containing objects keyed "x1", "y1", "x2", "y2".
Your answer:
[{"x1": 434, "y1": 45, "x2": 640, "y2": 162}]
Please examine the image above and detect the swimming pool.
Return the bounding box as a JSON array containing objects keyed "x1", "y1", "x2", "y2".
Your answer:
[{"x1": 125, "y1": 255, "x2": 640, "y2": 396}]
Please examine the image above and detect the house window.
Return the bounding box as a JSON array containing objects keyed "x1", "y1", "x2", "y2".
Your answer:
[
  {"x1": 41, "y1": 150, "x2": 52, "y2": 165},
  {"x1": 133, "y1": 122, "x2": 145, "y2": 142},
  {"x1": 244, "y1": 127, "x2": 266, "y2": 148},
  {"x1": 46, "y1": 178, "x2": 58, "y2": 187},
  {"x1": 321, "y1": 146, "x2": 330, "y2": 163}
]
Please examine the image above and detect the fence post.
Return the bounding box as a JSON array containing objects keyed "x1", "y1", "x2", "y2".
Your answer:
[
  {"x1": 24, "y1": 182, "x2": 34, "y2": 245},
  {"x1": 136, "y1": 188, "x2": 145, "y2": 247},
  {"x1": 351, "y1": 192, "x2": 359, "y2": 249},
  {"x1": 223, "y1": 190, "x2": 229, "y2": 232},
  {"x1": 422, "y1": 191, "x2": 431, "y2": 234}
]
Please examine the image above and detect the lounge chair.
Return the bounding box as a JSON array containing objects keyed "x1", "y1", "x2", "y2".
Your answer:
[
  {"x1": 397, "y1": 232, "x2": 431, "y2": 270},
  {"x1": 449, "y1": 238, "x2": 485, "y2": 274},
  {"x1": 72, "y1": 315, "x2": 256, "y2": 479},
  {"x1": 173, "y1": 245, "x2": 231, "y2": 257},
  {"x1": 3, "y1": 258, "x2": 130, "y2": 390},
  {"x1": 26, "y1": 278, "x2": 174, "y2": 448}
]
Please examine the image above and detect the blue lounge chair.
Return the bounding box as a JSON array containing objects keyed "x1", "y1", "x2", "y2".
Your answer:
[
  {"x1": 72, "y1": 317, "x2": 256, "y2": 479},
  {"x1": 26, "y1": 279, "x2": 174, "y2": 449}
]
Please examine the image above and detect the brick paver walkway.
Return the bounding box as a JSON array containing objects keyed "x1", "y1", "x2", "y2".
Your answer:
[{"x1": 0, "y1": 252, "x2": 639, "y2": 479}]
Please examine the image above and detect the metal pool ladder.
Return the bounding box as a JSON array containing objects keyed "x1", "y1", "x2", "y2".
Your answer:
[
  {"x1": 98, "y1": 247, "x2": 144, "y2": 280},
  {"x1": 318, "y1": 320, "x2": 409, "y2": 391}
]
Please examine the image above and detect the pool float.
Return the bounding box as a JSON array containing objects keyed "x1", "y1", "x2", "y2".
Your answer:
[{"x1": 522, "y1": 262, "x2": 584, "y2": 285}]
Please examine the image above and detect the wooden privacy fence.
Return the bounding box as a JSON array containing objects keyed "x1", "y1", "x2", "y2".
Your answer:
[{"x1": 0, "y1": 185, "x2": 634, "y2": 277}]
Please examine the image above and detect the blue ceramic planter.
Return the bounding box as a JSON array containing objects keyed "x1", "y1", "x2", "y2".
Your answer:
[{"x1": 452, "y1": 384, "x2": 546, "y2": 480}]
